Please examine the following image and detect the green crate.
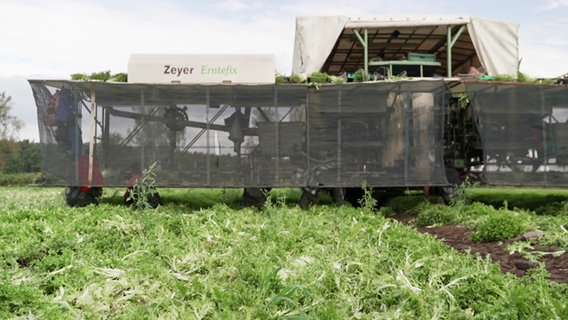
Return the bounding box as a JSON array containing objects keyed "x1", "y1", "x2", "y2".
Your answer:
[{"x1": 407, "y1": 52, "x2": 437, "y2": 62}]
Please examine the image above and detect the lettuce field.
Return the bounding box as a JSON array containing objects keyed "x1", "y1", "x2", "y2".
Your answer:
[{"x1": 1, "y1": 186, "x2": 568, "y2": 319}]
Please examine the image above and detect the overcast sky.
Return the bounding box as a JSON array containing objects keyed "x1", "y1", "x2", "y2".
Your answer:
[{"x1": 1, "y1": 0, "x2": 568, "y2": 141}]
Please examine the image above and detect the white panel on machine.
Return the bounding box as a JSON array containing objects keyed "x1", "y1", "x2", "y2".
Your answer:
[{"x1": 128, "y1": 53, "x2": 275, "y2": 84}]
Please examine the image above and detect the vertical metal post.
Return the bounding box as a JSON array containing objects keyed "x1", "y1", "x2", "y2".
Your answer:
[
  {"x1": 337, "y1": 87, "x2": 342, "y2": 182},
  {"x1": 447, "y1": 26, "x2": 452, "y2": 77},
  {"x1": 439, "y1": 86, "x2": 447, "y2": 181},
  {"x1": 306, "y1": 89, "x2": 311, "y2": 186},
  {"x1": 363, "y1": 29, "x2": 368, "y2": 80},
  {"x1": 403, "y1": 87, "x2": 412, "y2": 185},
  {"x1": 353, "y1": 28, "x2": 369, "y2": 80},
  {"x1": 540, "y1": 87, "x2": 548, "y2": 182},
  {"x1": 102, "y1": 106, "x2": 110, "y2": 169},
  {"x1": 88, "y1": 83, "x2": 96, "y2": 185},
  {"x1": 206, "y1": 88, "x2": 211, "y2": 186},
  {"x1": 447, "y1": 25, "x2": 465, "y2": 77},
  {"x1": 274, "y1": 85, "x2": 280, "y2": 183},
  {"x1": 140, "y1": 90, "x2": 145, "y2": 171}
]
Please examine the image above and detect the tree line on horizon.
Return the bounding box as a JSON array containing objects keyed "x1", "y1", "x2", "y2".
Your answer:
[
  {"x1": 1, "y1": 91, "x2": 41, "y2": 174},
  {"x1": 0, "y1": 139, "x2": 41, "y2": 174}
]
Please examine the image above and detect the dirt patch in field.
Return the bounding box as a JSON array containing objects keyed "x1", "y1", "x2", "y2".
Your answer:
[{"x1": 391, "y1": 215, "x2": 568, "y2": 284}]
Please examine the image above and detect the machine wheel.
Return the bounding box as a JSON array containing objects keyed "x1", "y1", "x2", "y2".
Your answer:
[
  {"x1": 432, "y1": 186, "x2": 457, "y2": 205},
  {"x1": 124, "y1": 187, "x2": 161, "y2": 209},
  {"x1": 329, "y1": 188, "x2": 345, "y2": 205},
  {"x1": 241, "y1": 188, "x2": 270, "y2": 208},
  {"x1": 344, "y1": 188, "x2": 364, "y2": 208},
  {"x1": 65, "y1": 186, "x2": 101, "y2": 207},
  {"x1": 299, "y1": 188, "x2": 316, "y2": 209},
  {"x1": 432, "y1": 167, "x2": 461, "y2": 204}
]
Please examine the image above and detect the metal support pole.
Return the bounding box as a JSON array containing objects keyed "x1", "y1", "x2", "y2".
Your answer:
[
  {"x1": 274, "y1": 86, "x2": 280, "y2": 183},
  {"x1": 540, "y1": 87, "x2": 548, "y2": 181},
  {"x1": 206, "y1": 89, "x2": 211, "y2": 186},
  {"x1": 447, "y1": 25, "x2": 465, "y2": 77},
  {"x1": 337, "y1": 88, "x2": 342, "y2": 183},
  {"x1": 306, "y1": 91, "x2": 311, "y2": 186},
  {"x1": 88, "y1": 83, "x2": 96, "y2": 185},
  {"x1": 403, "y1": 89, "x2": 410, "y2": 185},
  {"x1": 140, "y1": 90, "x2": 145, "y2": 171},
  {"x1": 102, "y1": 107, "x2": 110, "y2": 169},
  {"x1": 353, "y1": 28, "x2": 369, "y2": 80},
  {"x1": 447, "y1": 27, "x2": 452, "y2": 77}
]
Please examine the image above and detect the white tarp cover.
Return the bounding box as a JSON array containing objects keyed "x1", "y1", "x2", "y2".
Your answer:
[{"x1": 292, "y1": 15, "x2": 519, "y2": 77}]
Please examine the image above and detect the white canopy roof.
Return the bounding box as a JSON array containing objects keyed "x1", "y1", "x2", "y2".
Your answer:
[{"x1": 292, "y1": 15, "x2": 519, "y2": 77}]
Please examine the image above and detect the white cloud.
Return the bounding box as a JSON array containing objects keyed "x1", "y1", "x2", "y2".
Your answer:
[
  {"x1": 216, "y1": 0, "x2": 249, "y2": 11},
  {"x1": 544, "y1": 0, "x2": 568, "y2": 9},
  {"x1": 520, "y1": 42, "x2": 568, "y2": 78},
  {"x1": 0, "y1": 0, "x2": 301, "y2": 77}
]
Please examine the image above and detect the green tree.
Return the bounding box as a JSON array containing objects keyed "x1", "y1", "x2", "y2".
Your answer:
[
  {"x1": 0, "y1": 91, "x2": 23, "y2": 140},
  {"x1": 4, "y1": 140, "x2": 41, "y2": 173},
  {"x1": 0, "y1": 140, "x2": 20, "y2": 172},
  {"x1": 0, "y1": 91, "x2": 25, "y2": 172}
]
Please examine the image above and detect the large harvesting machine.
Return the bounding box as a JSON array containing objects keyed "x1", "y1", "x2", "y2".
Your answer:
[{"x1": 29, "y1": 15, "x2": 568, "y2": 207}]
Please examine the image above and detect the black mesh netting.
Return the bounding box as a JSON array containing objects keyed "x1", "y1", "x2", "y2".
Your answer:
[
  {"x1": 30, "y1": 80, "x2": 449, "y2": 188},
  {"x1": 465, "y1": 82, "x2": 568, "y2": 186}
]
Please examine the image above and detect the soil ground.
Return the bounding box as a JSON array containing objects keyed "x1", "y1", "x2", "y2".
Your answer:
[{"x1": 391, "y1": 215, "x2": 568, "y2": 284}]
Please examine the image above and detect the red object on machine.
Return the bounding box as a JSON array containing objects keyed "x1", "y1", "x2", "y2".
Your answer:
[{"x1": 77, "y1": 154, "x2": 104, "y2": 192}]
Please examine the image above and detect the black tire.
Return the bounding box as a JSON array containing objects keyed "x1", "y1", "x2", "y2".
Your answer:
[
  {"x1": 445, "y1": 167, "x2": 462, "y2": 185},
  {"x1": 344, "y1": 188, "x2": 364, "y2": 207},
  {"x1": 65, "y1": 186, "x2": 80, "y2": 207},
  {"x1": 241, "y1": 188, "x2": 270, "y2": 208},
  {"x1": 65, "y1": 186, "x2": 100, "y2": 207},
  {"x1": 147, "y1": 191, "x2": 161, "y2": 208},
  {"x1": 434, "y1": 167, "x2": 461, "y2": 205},
  {"x1": 329, "y1": 188, "x2": 345, "y2": 205},
  {"x1": 124, "y1": 188, "x2": 161, "y2": 209},
  {"x1": 299, "y1": 189, "x2": 315, "y2": 209},
  {"x1": 433, "y1": 186, "x2": 456, "y2": 205}
]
